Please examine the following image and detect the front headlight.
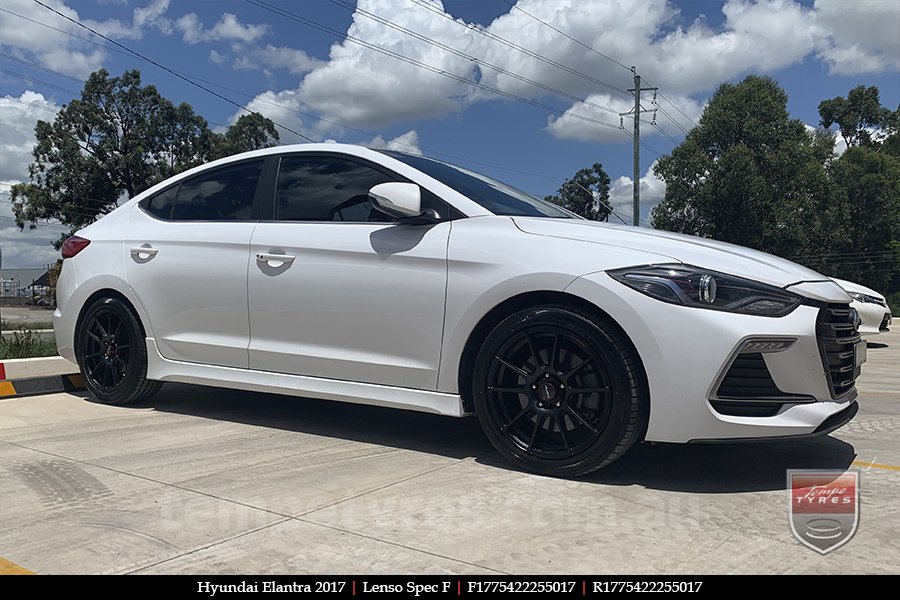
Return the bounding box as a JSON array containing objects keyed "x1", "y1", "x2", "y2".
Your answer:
[
  {"x1": 608, "y1": 264, "x2": 802, "y2": 317},
  {"x1": 847, "y1": 291, "x2": 884, "y2": 305}
]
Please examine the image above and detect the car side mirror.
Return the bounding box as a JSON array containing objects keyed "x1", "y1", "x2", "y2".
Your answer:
[{"x1": 369, "y1": 182, "x2": 423, "y2": 219}]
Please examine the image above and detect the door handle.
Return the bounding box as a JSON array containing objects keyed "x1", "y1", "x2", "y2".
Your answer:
[
  {"x1": 256, "y1": 253, "x2": 295, "y2": 266},
  {"x1": 130, "y1": 246, "x2": 158, "y2": 259}
]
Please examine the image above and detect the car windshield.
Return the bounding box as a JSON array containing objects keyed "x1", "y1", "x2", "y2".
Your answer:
[{"x1": 380, "y1": 151, "x2": 576, "y2": 218}]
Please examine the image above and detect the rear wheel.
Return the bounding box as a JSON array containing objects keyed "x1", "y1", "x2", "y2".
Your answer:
[
  {"x1": 472, "y1": 304, "x2": 646, "y2": 477},
  {"x1": 76, "y1": 297, "x2": 161, "y2": 405}
]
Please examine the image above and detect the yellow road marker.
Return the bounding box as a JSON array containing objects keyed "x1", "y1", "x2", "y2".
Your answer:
[
  {"x1": 0, "y1": 557, "x2": 34, "y2": 575},
  {"x1": 852, "y1": 460, "x2": 900, "y2": 472}
]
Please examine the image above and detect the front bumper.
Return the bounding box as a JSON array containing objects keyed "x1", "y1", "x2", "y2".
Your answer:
[
  {"x1": 853, "y1": 299, "x2": 891, "y2": 337},
  {"x1": 566, "y1": 272, "x2": 861, "y2": 443}
]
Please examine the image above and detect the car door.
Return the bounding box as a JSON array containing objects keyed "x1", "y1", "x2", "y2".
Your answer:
[
  {"x1": 248, "y1": 153, "x2": 451, "y2": 390},
  {"x1": 125, "y1": 158, "x2": 271, "y2": 368}
]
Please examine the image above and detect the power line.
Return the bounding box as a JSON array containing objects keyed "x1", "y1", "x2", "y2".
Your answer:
[
  {"x1": 0, "y1": 95, "x2": 58, "y2": 113},
  {"x1": 407, "y1": 0, "x2": 630, "y2": 97},
  {"x1": 489, "y1": 0, "x2": 697, "y2": 138},
  {"x1": 500, "y1": 0, "x2": 632, "y2": 72},
  {"x1": 330, "y1": 0, "x2": 625, "y2": 118},
  {"x1": 0, "y1": 67, "x2": 81, "y2": 95},
  {"x1": 0, "y1": 52, "x2": 83, "y2": 82},
  {"x1": 244, "y1": 0, "x2": 628, "y2": 135},
  {"x1": 31, "y1": 0, "x2": 316, "y2": 143},
  {"x1": 1, "y1": 5, "x2": 561, "y2": 182}
]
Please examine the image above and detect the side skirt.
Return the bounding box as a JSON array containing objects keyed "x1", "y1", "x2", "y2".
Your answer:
[{"x1": 144, "y1": 338, "x2": 468, "y2": 417}]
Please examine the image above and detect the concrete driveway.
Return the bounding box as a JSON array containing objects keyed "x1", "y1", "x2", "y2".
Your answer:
[{"x1": 1, "y1": 329, "x2": 898, "y2": 574}]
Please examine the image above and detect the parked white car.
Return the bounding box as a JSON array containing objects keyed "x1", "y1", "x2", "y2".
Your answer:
[
  {"x1": 832, "y1": 278, "x2": 892, "y2": 337},
  {"x1": 54, "y1": 144, "x2": 865, "y2": 476}
]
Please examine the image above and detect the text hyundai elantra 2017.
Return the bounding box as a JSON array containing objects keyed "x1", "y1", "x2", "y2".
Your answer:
[{"x1": 54, "y1": 144, "x2": 864, "y2": 476}]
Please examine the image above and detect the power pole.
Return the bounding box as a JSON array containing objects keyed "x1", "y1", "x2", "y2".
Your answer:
[{"x1": 620, "y1": 68, "x2": 657, "y2": 226}]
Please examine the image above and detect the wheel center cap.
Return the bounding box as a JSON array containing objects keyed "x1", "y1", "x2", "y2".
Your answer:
[
  {"x1": 105, "y1": 343, "x2": 117, "y2": 358},
  {"x1": 537, "y1": 381, "x2": 557, "y2": 402}
]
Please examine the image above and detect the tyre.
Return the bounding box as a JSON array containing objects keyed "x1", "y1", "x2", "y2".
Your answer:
[
  {"x1": 76, "y1": 297, "x2": 161, "y2": 405},
  {"x1": 472, "y1": 304, "x2": 647, "y2": 477}
]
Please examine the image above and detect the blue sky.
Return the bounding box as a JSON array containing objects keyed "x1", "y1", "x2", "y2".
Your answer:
[{"x1": 1, "y1": 0, "x2": 899, "y2": 267}]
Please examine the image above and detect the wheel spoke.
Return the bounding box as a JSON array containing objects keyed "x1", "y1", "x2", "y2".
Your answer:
[
  {"x1": 84, "y1": 352, "x2": 102, "y2": 359},
  {"x1": 487, "y1": 385, "x2": 528, "y2": 394},
  {"x1": 563, "y1": 356, "x2": 594, "y2": 379},
  {"x1": 566, "y1": 407, "x2": 600, "y2": 436},
  {"x1": 549, "y1": 333, "x2": 560, "y2": 372},
  {"x1": 526, "y1": 415, "x2": 545, "y2": 454},
  {"x1": 95, "y1": 318, "x2": 108, "y2": 338},
  {"x1": 525, "y1": 334, "x2": 542, "y2": 369},
  {"x1": 495, "y1": 356, "x2": 530, "y2": 378},
  {"x1": 87, "y1": 331, "x2": 102, "y2": 345},
  {"x1": 500, "y1": 406, "x2": 531, "y2": 432},
  {"x1": 114, "y1": 357, "x2": 128, "y2": 372},
  {"x1": 89, "y1": 361, "x2": 105, "y2": 377},
  {"x1": 556, "y1": 416, "x2": 574, "y2": 455}
]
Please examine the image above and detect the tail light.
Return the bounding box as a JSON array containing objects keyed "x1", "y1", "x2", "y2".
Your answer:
[{"x1": 61, "y1": 235, "x2": 91, "y2": 259}]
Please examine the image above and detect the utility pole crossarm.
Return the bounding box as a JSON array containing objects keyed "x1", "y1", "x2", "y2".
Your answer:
[{"x1": 620, "y1": 68, "x2": 657, "y2": 226}]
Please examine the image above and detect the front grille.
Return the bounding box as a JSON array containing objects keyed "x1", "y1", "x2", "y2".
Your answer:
[{"x1": 816, "y1": 303, "x2": 861, "y2": 398}]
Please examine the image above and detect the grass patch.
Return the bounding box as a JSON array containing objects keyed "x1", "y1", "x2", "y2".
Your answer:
[{"x1": 0, "y1": 330, "x2": 58, "y2": 359}]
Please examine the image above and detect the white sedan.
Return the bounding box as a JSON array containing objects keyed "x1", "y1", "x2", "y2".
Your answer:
[
  {"x1": 832, "y1": 278, "x2": 892, "y2": 337},
  {"x1": 54, "y1": 144, "x2": 864, "y2": 476}
]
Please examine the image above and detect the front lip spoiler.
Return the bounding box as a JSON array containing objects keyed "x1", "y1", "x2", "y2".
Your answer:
[{"x1": 686, "y1": 400, "x2": 858, "y2": 444}]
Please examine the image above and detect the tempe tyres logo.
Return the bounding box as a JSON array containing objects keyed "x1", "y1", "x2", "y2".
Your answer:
[{"x1": 788, "y1": 470, "x2": 859, "y2": 554}]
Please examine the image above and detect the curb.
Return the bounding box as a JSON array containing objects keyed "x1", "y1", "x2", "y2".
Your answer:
[{"x1": 0, "y1": 356, "x2": 85, "y2": 399}]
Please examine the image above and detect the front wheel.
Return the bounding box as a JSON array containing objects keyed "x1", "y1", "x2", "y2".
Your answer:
[
  {"x1": 76, "y1": 297, "x2": 161, "y2": 405},
  {"x1": 472, "y1": 304, "x2": 647, "y2": 477}
]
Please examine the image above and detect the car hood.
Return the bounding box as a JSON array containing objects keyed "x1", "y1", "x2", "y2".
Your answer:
[
  {"x1": 512, "y1": 217, "x2": 838, "y2": 290},
  {"x1": 831, "y1": 277, "x2": 886, "y2": 301}
]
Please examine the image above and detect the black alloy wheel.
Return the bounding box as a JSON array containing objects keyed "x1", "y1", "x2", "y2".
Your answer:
[
  {"x1": 473, "y1": 304, "x2": 646, "y2": 476},
  {"x1": 76, "y1": 297, "x2": 161, "y2": 405}
]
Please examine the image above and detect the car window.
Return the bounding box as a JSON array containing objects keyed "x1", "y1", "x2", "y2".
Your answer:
[
  {"x1": 171, "y1": 160, "x2": 264, "y2": 221},
  {"x1": 275, "y1": 156, "x2": 396, "y2": 222},
  {"x1": 142, "y1": 184, "x2": 178, "y2": 219},
  {"x1": 380, "y1": 150, "x2": 575, "y2": 218}
]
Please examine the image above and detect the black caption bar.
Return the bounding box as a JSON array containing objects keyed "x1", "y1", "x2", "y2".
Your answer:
[{"x1": 1, "y1": 575, "x2": 878, "y2": 594}]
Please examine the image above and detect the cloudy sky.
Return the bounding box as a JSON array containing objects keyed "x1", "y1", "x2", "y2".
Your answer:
[{"x1": 1, "y1": 0, "x2": 898, "y2": 267}]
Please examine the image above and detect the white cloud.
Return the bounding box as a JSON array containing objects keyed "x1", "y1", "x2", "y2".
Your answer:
[
  {"x1": 814, "y1": 0, "x2": 900, "y2": 74},
  {"x1": 232, "y1": 44, "x2": 324, "y2": 75},
  {"x1": 298, "y1": 0, "x2": 476, "y2": 128},
  {"x1": 0, "y1": 0, "x2": 107, "y2": 77},
  {"x1": 230, "y1": 89, "x2": 311, "y2": 144},
  {"x1": 248, "y1": 0, "x2": 897, "y2": 143},
  {"x1": 0, "y1": 91, "x2": 60, "y2": 183},
  {"x1": 208, "y1": 49, "x2": 226, "y2": 65},
  {"x1": 0, "y1": 92, "x2": 66, "y2": 267},
  {"x1": 176, "y1": 12, "x2": 268, "y2": 45},
  {"x1": 86, "y1": 0, "x2": 173, "y2": 40},
  {"x1": 607, "y1": 161, "x2": 665, "y2": 225},
  {"x1": 366, "y1": 130, "x2": 423, "y2": 154}
]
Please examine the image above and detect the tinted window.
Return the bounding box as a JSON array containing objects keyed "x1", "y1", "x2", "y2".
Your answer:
[
  {"x1": 172, "y1": 160, "x2": 263, "y2": 221},
  {"x1": 380, "y1": 151, "x2": 574, "y2": 218},
  {"x1": 276, "y1": 156, "x2": 395, "y2": 222},
  {"x1": 142, "y1": 185, "x2": 178, "y2": 219}
]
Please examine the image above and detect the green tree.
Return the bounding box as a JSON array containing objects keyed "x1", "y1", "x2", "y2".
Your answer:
[
  {"x1": 811, "y1": 87, "x2": 900, "y2": 293},
  {"x1": 650, "y1": 75, "x2": 831, "y2": 258},
  {"x1": 10, "y1": 69, "x2": 281, "y2": 247},
  {"x1": 544, "y1": 163, "x2": 611, "y2": 220},
  {"x1": 212, "y1": 113, "x2": 280, "y2": 159},
  {"x1": 818, "y1": 85, "x2": 898, "y2": 149}
]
